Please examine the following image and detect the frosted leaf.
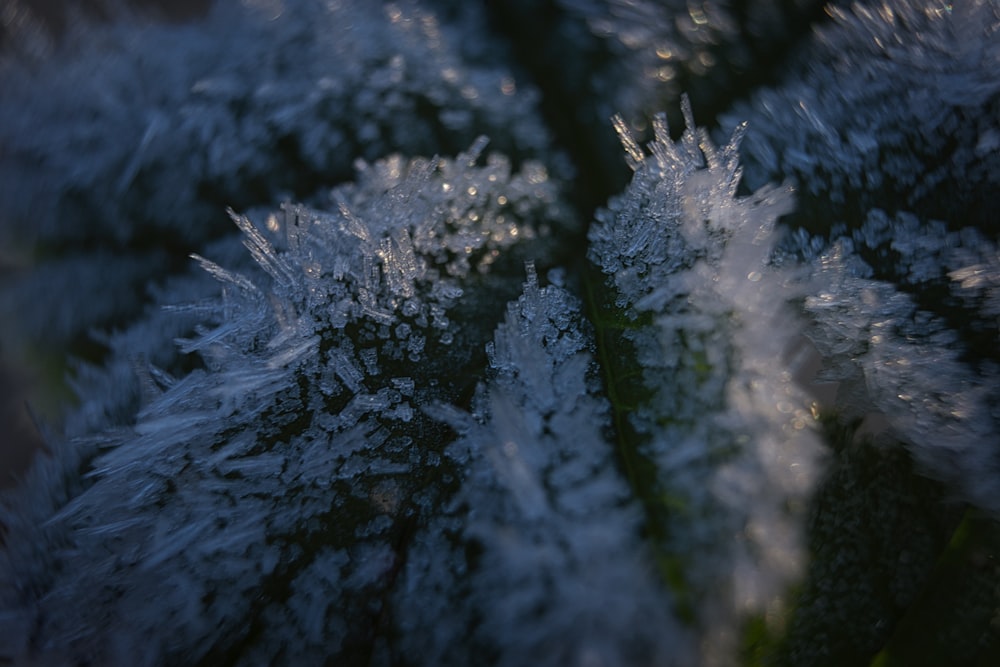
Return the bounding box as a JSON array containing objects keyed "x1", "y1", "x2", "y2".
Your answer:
[
  {"x1": 723, "y1": 0, "x2": 1000, "y2": 229},
  {"x1": 588, "y1": 101, "x2": 824, "y2": 663},
  {"x1": 805, "y1": 243, "x2": 1000, "y2": 515},
  {"x1": 394, "y1": 267, "x2": 693, "y2": 666},
  {"x1": 0, "y1": 135, "x2": 565, "y2": 664},
  {"x1": 0, "y1": 0, "x2": 560, "y2": 373}
]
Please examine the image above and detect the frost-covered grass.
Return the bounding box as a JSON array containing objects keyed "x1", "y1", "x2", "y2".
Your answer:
[{"x1": 1, "y1": 0, "x2": 998, "y2": 665}]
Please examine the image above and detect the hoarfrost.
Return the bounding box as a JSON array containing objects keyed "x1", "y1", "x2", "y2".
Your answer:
[
  {"x1": 0, "y1": 139, "x2": 565, "y2": 665},
  {"x1": 394, "y1": 266, "x2": 692, "y2": 666},
  {"x1": 589, "y1": 98, "x2": 825, "y2": 664},
  {"x1": 2, "y1": 1, "x2": 999, "y2": 664},
  {"x1": 724, "y1": 0, "x2": 1000, "y2": 228}
]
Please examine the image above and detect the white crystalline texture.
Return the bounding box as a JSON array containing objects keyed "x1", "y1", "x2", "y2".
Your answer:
[
  {"x1": 589, "y1": 97, "x2": 825, "y2": 663},
  {"x1": 725, "y1": 0, "x2": 1000, "y2": 218},
  {"x1": 0, "y1": 136, "x2": 563, "y2": 665},
  {"x1": 394, "y1": 266, "x2": 693, "y2": 666},
  {"x1": 0, "y1": 0, "x2": 558, "y2": 365},
  {"x1": 806, "y1": 242, "x2": 1000, "y2": 515}
]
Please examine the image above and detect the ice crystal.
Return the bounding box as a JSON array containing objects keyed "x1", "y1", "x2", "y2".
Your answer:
[
  {"x1": 0, "y1": 139, "x2": 566, "y2": 664},
  {"x1": 395, "y1": 265, "x2": 693, "y2": 666},
  {"x1": 724, "y1": 0, "x2": 1000, "y2": 228},
  {"x1": 588, "y1": 98, "x2": 825, "y2": 663}
]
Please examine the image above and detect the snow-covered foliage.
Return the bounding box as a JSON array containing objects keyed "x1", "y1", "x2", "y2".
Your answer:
[
  {"x1": 2, "y1": 0, "x2": 999, "y2": 665},
  {"x1": 588, "y1": 98, "x2": 825, "y2": 663}
]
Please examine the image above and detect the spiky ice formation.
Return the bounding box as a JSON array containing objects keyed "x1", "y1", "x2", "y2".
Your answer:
[
  {"x1": 0, "y1": 139, "x2": 566, "y2": 665},
  {"x1": 394, "y1": 265, "x2": 693, "y2": 666},
  {"x1": 588, "y1": 97, "x2": 825, "y2": 664}
]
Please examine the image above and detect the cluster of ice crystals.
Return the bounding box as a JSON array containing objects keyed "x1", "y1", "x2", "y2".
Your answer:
[
  {"x1": 0, "y1": 139, "x2": 564, "y2": 664},
  {"x1": 395, "y1": 265, "x2": 692, "y2": 666},
  {"x1": 170, "y1": 138, "x2": 562, "y2": 409},
  {"x1": 804, "y1": 240, "x2": 1000, "y2": 514},
  {"x1": 0, "y1": 0, "x2": 556, "y2": 365},
  {"x1": 589, "y1": 98, "x2": 825, "y2": 663},
  {"x1": 725, "y1": 0, "x2": 1000, "y2": 223}
]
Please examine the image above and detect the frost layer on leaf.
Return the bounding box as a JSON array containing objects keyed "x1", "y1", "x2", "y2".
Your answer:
[
  {"x1": 588, "y1": 98, "x2": 825, "y2": 665},
  {"x1": 0, "y1": 140, "x2": 566, "y2": 665},
  {"x1": 723, "y1": 0, "x2": 1000, "y2": 229},
  {"x1": 804, "y1": 241, "x2": 1000, "y2": 515},
  {"x1": 395, "y1": 265, "x2": 694, "y2": 666},
  {"x1": 0, "y1": 0, "x2": 554, "y2": 248}
]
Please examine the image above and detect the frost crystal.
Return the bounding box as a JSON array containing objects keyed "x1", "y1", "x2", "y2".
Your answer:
[
  {"x1": 0, "y1": 140, "x2": 565, "y2": 665},
  {"x1": 589, "y1": 98, "x2": 825, "y2": 663},
  {"x1": 725, "y1": 0, "x2": 1000, "y2": 227},
  {"x1": 395, "y1": 266, "x2": 692, "y2": 666},
  {"x1": 805, "y1": 241, "x2": 1000, "y2": 514}
]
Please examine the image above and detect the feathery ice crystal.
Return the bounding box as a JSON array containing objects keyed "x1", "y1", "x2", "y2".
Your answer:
[
  {"x1": 589, "y1": 96, "x2": 825, "y2": 663},
  {"x1": 2, "y1": 1, "x2": 999, "y2": 665},
  {"x1": 395, "y1": 265, "x2": 692, "y2": 666},
  {"x1": 0, "y1": 139, "x2": 568, "y2": 664}
]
